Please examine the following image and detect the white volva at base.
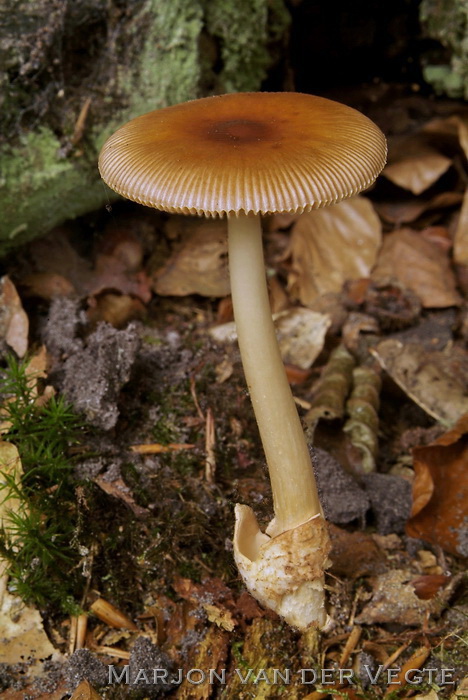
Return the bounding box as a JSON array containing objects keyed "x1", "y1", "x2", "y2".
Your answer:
[{"x1": 233, "y1": 504, "x2": 332, "y2": 631}]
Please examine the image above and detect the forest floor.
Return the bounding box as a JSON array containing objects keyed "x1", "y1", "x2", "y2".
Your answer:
[{"x1": 0, "y1": 83, "x2": 467, "y2": 699}]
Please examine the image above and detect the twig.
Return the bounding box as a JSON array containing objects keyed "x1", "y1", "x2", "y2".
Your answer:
[
  {"x1": 339, "y1": 625, "x2": 362, "y2": 667},
  {"x1": 72, "y1": 97, "x2": 92, "y2": 146},
  {"x1": 190, "y1": 375, "x2": 205, "y2": 420},
  {"x1": 131, "y1": 443, "x2": 195, "y2": 454},
  {"x1": 205, "y1": 408, "x2": 216, "y2": 482},
  {"x1": 76, "y1": 613, "x2": 88, "y2": 650}
]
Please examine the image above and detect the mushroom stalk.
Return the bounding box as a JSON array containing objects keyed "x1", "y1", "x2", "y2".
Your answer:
[{"x1": 227, "y1": 213, "x2": 321, "y2": 536}]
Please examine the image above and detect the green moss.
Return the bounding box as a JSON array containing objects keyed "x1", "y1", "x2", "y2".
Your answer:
[
  {"x1": 204, "y1": 0, "x2": 290, "y2": 92},
  {"x1": 121, "y1": 0, "x2": 204, "y2": 116},
  {"x1": 421, "y1": 0, "x2": 468, "y2": 98},
  {"x1": 0, "y1": 355, "x2": 87, "y2": 612},
  {"x1": 0, "y1": 128, "x2": 112, "y2": 250}
]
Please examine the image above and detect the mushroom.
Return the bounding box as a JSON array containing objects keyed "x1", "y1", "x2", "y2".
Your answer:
[{"x1": 98, "y1": 92, "x2": 386, "y2": 629}]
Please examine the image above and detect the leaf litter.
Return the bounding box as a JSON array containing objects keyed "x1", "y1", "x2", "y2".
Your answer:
[{"x1": 0, "y1": 100, "x2": 468, "y2": 698}]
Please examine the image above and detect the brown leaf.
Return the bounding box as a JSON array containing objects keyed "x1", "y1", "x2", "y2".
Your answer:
[
  {"x1": 28, "y1": 229, "x2": 92, "y2": 292},
  {"x1": 370, "y1": 340, "x2": 468, "y2": 426},
  {"x1": 284, "y1": 364, "x2": 312, "y2": 385},
  {"x1": 21, "y1": 272, "x2": 76, "y2": 300},
  {"x1": 355, "y1": 569, "x2": 436, "y2": 626},
  {"x1": 235, "y1": 591, "x2": 267, "y2": 622},
  {"x1": 94, "y1": 476, "x2": 149, "y2": 517},
  {"x1": 372, "y1": 228, "x2": 461, "y2": 308},
  {"x1": 0, "y1": 590, "x2": 59, "y2": 664},
  {"x1": 374, "y1": 191, "x2": 463, "y2": 225},
  {"x1": 411, "y1": 574, "x2": 452, "y2": 600},
  {"x1": 406, "y1": 414, "x2": 468, "y2": 557},
  {"x1": 422, "y1": 112, "x2": 468, "y2": 157},
  {"x1": 0, "y1": 681, "x2": 69, "y2": 700},
  {"x1": 273, "y1": 308, "x2": 331, "y2": 369},
  {"x1": 454, "y1": 188, "x2": 468, "y2": 266},
  {"x1": 0, "y1": 442, "x2": 24, "y2": 537},
  {"x1": 151, "y1": 218, "x2": 229, "y2": 297},
  {"x1": 328, "y1": 525, "x2": 387, "y2": 579},
  {"x1": 203, "y1": 603, "x2": 236, "y2": 631},
  {"x1": 86, "y1": 293, "x2": 146, "y2": 328},
  {"x1": 342, "y1": 312, "x2": 379, "y2": 353},
  {"x1": 0, "y1": 276, "x2": 29, "y2": 357},
  {"x1": 86, "y1": 257, "x2": 152, "y2": 303},
  {"x1": 287, "y1": 196, "x2": 382, "y2": 306},
  {"x1": 26, "y1": 225, "x2": 152, "y2": 303},
  {"x1": 70, "y1": 679, "x2": 103, "y2": 700},
  {"x1": 210, "y1": 308, "x2": 331, "y2": 370},
  {"x1": 383, "y1": 141, "x2": 452, "y2": 195}
]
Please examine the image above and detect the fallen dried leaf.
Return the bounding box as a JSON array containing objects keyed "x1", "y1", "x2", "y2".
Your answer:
[
  {"x1": 151, "y1": 218, "x2": 229, "y2": 297},
  {"x1": 284, "y1": 364, "x2": 312, "y2": 385},
  {"x1": 370, "y1": 340, "x2": 468, "y2": 427},
  {"x1": 407, "y1": 414, "x2": 468, "y2": 557},
  {"x1": 87, "y1": 262, "x2": 152, "y2": 304},
  {"x1": 210, "y1": 307, "x2": 331, "y2": 369},
  {"x1": 0, "y1": 681, "x2": 69, "y2": 700},
  {"x1": 27, "y1": 229, "x2": 92, "y2": 293},
  {"x1": 21, "y1": 272, "x2": 76, "y2": 299},
  {"x1": 342, "y1": 312, "x2": 379, "y2": 353},
  {"x1": 451, "y1": 676, "x2": 468, "y2": 699},
  {"x1": 25, "y1": 225, "x2": 152, "y2": 303},
  {"x1": 329, "y1": 525, "x2": 386, "y2": 579},
  {"x1": 287, "y1": 196, "x2": 382, "y2": 306},
  {"x1": 355, "y1": 569, "x2": 437, "y2": 626},
  {"x1": 374, "y1": 191, "x2": 463, "y2": 225},
  {"x1": 383, "y1": 141, "x2": 452, "y2": 195},
  {"x1": 412, "y1": 692, "x2": 439, "y2": 700},
  {"x1": 454, "y1": 188, "x2": 468, "y2": 266},
  {"x1": 411, "y1": 574, "x2": 452, "y2": 600},
  {"x1": 372, "y1": 228, "x2": 461, "y2": 308},
  {"x1": 215, "y1": 357, "x2": 234, "y2": 383},
  {"x1": 422, "y1": 112, "x2": 468, "y2": 157},
  {"x1": 0, "y1": 276, "x2": 29, "y2": 357},
  {"x1": 86, "y1": 293, "x2": 146, "y2": 328},
  {"x1": 94, "y1": 476, "x2": 149, "y2": 517},
  {"x1": 203, "y1": 603, "x2": 236, "y2": 631},
  {"x1": 0, "y1": 590, "x2": 59, "y2": 664},
  {"x1": 0, "y1": 442, "x2": 24, "y2": 541},
  {"x1": 273, "y1": 308, "x2": 331, "y2": 369},
  {"x1": 70, "y1": 679, "x2": 103, "y2": 700},
  {"x1": 359, "y1": 282, "x2": 422, "y2": 331}
]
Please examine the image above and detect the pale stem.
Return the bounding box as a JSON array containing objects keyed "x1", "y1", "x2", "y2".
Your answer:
[{"x1": 227, "y1": 213, "x2": 321, "y2": 535}]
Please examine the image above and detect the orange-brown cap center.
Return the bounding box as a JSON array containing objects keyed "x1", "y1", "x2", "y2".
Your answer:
[{"x1": 206, "y1": 118, "x2": 272, "y2": 143}]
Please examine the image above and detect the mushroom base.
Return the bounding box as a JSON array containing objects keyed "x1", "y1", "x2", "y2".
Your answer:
[{"x1": 233, "y1": 504, "x2": 332, "y2": 630}]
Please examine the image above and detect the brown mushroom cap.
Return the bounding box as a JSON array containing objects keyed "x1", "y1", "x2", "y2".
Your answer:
[{"x1": 99, "y1": 92, "x2": 386, "y2": 217}]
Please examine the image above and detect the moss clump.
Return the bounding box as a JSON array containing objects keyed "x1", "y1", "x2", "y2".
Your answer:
[
  {"x1": 0, "y1": 355, "x2": 87, "y2": 612},
  {"x1": 204, "y1": 0, "x2": 290, "y2": 92},
  {"x1": 421, "y1": 0, "x2": 468, "y2": 98}
]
